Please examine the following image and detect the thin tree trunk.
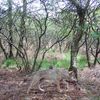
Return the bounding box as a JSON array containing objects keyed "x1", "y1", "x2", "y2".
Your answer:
[
  {"x1": 68, "y1": 0, "x2": 91, "y2": 80},
  {"x1": 15, "y1": 0, "x2": 30, "y2": 72},
  {"x1": 8, "y1": 0, "x2": 13, "y2": 58},
  {"x1": 85, "y1": 34, "x2": 91, "y2": 68},
  {"x1": 0, "y1": 39, "x2": 8, "y2": 59},
  {"x1": 93, "y1": 38, "x2": 100, "y2": 66},
  {"x1": 16, "y1": 0, "x2": 27, "y2": 57},
  {"x1": 69, "y1": 8, "x2": 85, "y2": 79},
  {"x1": 31, "y1": 1, "x2": 48, "y2": 72}
]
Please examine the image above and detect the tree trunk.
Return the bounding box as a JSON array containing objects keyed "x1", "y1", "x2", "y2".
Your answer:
[
  {"x1": 16, "y1": 0, "x2": 27, "y2": 57},
  {"x1": 93, "y1": 38, "x2": 100, "y2": 66},
  {"x1": 69, "y1": 8, "x2": 85, "y2": 79},
  {"x1": 69, "y1": 38, "x2": 79, "y2": 79},
  {"x1": 8, "y1": 0, "x2": 13, "y2": 58},
  {"x1": 0, "y1": 39, "x2": 8, "y2": 59},
  {"x1": 16, "y1": 0, "x2": 30, "y2": 71},
  {"x1": 85, "y1": 34, "x2": 91, "y2": 68}
]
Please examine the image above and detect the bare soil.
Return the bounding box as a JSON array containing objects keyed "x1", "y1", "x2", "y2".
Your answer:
[{"x1": 0, "y1": 66, "x2": 100, "y2": 100}]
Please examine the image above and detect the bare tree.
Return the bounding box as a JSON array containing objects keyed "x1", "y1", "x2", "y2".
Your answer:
[
  {"x1": 31, "y1": 0, "x2": 48, "y2": 71},
  {"x1": 16, "y1": 0, "x2": 27, "y2": 57},
  {"x1": 7, "y1": 0, "x2": 14, "y2": 58},
  {"x1": 15, "y1": 0, "x2": 30, "y2": 71}
]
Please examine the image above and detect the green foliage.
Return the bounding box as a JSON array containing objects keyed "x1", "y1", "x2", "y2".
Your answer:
[
  {"x1": 2, "y1": 58, "x2": 22, "y2": 69},
  {"x1": 2, "y1": 58, "x2": 17, "y2": 68},
  {"x1": 39, "y1": 59, "x2": 52, "y2": 69},
  {"x1": 39, "y1": 51, "x2": 87, "y2": 70},
  {"x1": 91, "y1": 31, "x2": 100, "y2": 39},
  {"x1": 1, "y1": 52, "x2": 88, "y2": 70},
  {"x1": 48, "y1": 49, "x2": 56, "y2": 53},
  {"x1": 55, "y1": 52, "x2": 70, "y2": 68},
  {"x1": 55, "y1": 59, "x2": 69, "y2": 69},
  {"x1": 77, "y1": 54, "x2": 87, "y2": 69}
]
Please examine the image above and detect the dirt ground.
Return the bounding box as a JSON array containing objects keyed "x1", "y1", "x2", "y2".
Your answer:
[{"x1": 0, "y1": 66, "x2": 100, "y2": 100}]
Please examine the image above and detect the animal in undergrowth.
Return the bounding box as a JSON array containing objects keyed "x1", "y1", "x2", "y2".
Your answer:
[{"x1": 27, "y1": 68, "x2": 77, "y2": 93}]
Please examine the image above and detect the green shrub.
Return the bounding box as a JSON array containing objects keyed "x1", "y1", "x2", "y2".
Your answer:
[
  {"x1": 39, "y1": 51, "x2": 87, "y2": 70},
  {"x1": 3, "y1": 59, "x2": 16, "y2": 66},
  {"x1": 55, "y1": 59, "x2": 69, "y2": 69},
  {"x1": 39, "y1": 59, "x2": 51, "y2": 69},
  {"x1": 77, "y1": 54, "x2": 87, "y2": 69},
  {"x1": 2, "y1": 58, "x2": 20, "y2": 69}
]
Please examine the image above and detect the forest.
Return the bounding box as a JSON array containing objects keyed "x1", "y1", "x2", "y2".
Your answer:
[{"x1": 0, "y1": 0, "x2": 100, "y2": 99}]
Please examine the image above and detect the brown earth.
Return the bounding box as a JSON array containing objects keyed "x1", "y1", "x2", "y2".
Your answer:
[{"x1": 0, "y1": 66, "x2": 100, "y2": 100}]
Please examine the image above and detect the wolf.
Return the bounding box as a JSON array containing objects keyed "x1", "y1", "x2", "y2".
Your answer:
[{"x1": 27, "y1": 68, "x2": 77, "y2": 93}]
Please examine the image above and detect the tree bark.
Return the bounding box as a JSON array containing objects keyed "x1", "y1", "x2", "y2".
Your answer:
[
  {"x1": 8, "y1": 0, "x2": 13, "y2": 58},
  {"x1": 85, "y1": 34, "x2": 91, "y2": 68},
  {"x1": 93, "y1": 38, "x2": 100, "y2": 66},
  {"x1": 0, "y1": 39, "x2": 8, "y2": 59},
  {"x1": 69, "y1": 4, "x2": 86, "y2": 79},
  {"x1": 16, "y1": 0, "x2": 27, "y2": 57}
]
